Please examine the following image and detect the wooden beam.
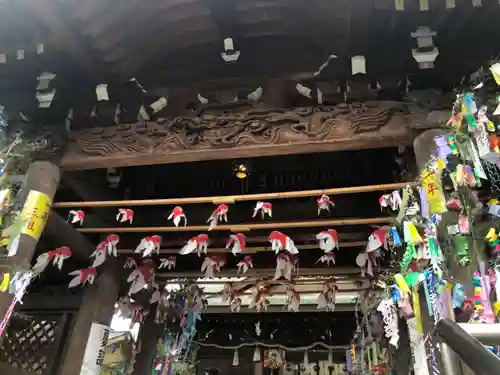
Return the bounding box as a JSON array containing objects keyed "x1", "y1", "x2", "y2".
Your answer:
[
  {"x1": 205, "y1": 304, "x2": 356, "y2": 313},
  {"x1": 76, "y1": 217, "x2": 390, "y2": 233},
  {"x1": 60, "y1": 102, "x2": 442, "y2": 171},
  {"x1": 156, "y1": 266, "x2": 364, "y2": 278},
  {"x1": 53, "y1": 182, "x2": 408, "y2": 208},
  {"x1": 18, "y1": 0, "x2": 103, "y2": 79}
]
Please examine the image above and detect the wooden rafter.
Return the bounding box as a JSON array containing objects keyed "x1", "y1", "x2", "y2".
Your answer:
[
  {"x1": 53, "y1": 182, "x2": 407, "y2": 207},
  {"x1": 76, "y1": 217, "x2": 389, "y2": 233}
]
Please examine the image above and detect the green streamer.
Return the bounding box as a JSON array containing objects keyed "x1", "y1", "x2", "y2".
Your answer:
[
  {"x1": 401, "y1": 243, "x2": 417, "y2": 270},
  {"x1": 452, "y1": 235, "x2": 471, "y2": 266},
  {"x1": 404, "y1": 272, "x2": 420, "y2": 288},
  {"x1": 396, "y1": 187, "x2": 410, "y2": 223}
]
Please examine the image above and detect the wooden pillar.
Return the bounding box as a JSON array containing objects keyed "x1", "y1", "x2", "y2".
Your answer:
[
  {"x1": 132, "y1": 306, "x2": 160, "y2": 375},
  {"x1": 57, "y1": 261, "x2": 120, "y2": 375},
  {"x1": 0, "y1": 161, "x2": 60, "y2": 335}
]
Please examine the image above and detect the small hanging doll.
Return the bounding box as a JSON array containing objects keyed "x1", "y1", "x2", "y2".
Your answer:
[
  {"x1": 316, "y1": 229, "x2": 339, "y2": 252},
  {"x1": 68, "y1": 267, "x2": 97, "y2": 288},
  {"x1": 226, "y1": 233, "x2": 246, "y2": 255},
  {"x1": 253, "y1": 201, "x2": 272, "y2": 219},
  {"x1": 32, "y1": 247, "x2": 72, "y2": 275},
  {"x1": 168, "y1": 206, "x2": 187, "y2": 227},
  {"x1": 158, "y1": 257, "x2": 176, "y2": 270},
  {"x1": 316, "y1": 252, "x2": 335, "y2": 266},
  {"x1": 201, "y1": 255, "x2": 226, "y2": 278},
  {"x1": 116, "y1": 208, "x2": 134, "y2": 224},
  {"x1": 268, "y1": 231, "x2": 298, "y2": 254},
  {"x1": 179, "y1": 234, "x2": 209, "y2": 256},
  {"x1": 135, "y1": 235, "x2": 161, "y2": 257},
  {"x1": 236, "y1": 256, "x2": 253, "y2": 274}
]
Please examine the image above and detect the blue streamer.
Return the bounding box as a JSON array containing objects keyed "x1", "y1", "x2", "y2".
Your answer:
[
  {"x1": 391, "y1": 227, "x2": 402, "y2": 247},
  {"x1": 452, "y1": 283, "x2": 465, "y2": 308}
]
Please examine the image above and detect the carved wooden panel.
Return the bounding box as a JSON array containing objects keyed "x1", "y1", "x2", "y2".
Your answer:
[
  {"x1": 61, "y1": 102, "x2": 443, "y2": 170},
  {"x1": 0, "y1": 314, "x2": 68, "y2": 374}
]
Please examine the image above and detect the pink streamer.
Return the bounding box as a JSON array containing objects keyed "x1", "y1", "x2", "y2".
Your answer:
[
  {"x1": 0, "y1": 296, "x2": 17, "y2": 338},
  {"x1": 480, "y1": 262, "x2": 495, "y2": 323}
]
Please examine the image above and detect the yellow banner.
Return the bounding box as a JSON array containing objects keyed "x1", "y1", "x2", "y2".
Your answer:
[
  {"x1": 421, "y1": 162, "x2": 446, "y2": 215},
  {"x1": 20, "y1": 190, "x2": 51, "y2": 240}
]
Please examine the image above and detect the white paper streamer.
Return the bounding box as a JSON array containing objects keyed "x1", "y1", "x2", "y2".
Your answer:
[{"x1": 407, "y1": 318, "x2": 430, "y2": 375}]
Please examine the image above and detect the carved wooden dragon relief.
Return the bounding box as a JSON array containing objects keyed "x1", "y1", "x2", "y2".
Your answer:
[{"x1": 67, "y1": 101, "x2": 425, "y2": 159}]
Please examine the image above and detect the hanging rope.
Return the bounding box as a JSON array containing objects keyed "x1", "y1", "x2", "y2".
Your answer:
[{"x1": 193, "y1": 340, "x2": 347, "y2": 351}]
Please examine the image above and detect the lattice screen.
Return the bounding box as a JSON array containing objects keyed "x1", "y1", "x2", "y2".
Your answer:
[{"x1": 0, "y1": 315, "x2": 62, "y2": 374}]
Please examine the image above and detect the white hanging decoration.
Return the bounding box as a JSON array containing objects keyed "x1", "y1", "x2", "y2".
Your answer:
[
  {"x1": 303, "y1": 351, "x2": 309, "y2": 365},
  {"x1": 221, "y1": 37, "x2": 240, "y2": 62},
  {"x1": 16, "y1": 49, "x2": 24, "y2": 60},
  {"x1": 247, "y1": 86, "x2": 263, "y2": 101},
  {"x1": 296, "y1": 83, "x2": 312, "y2": 99},
  {"x1": 351, "y1": 55, "x2": 366, "y2": 75},
  {"x1": 0, "y1": 53, "x2": 6, "y2": 64},
  {"x1": 232, "y1": 349, "x2": 239, "y2": 366},
  {"x1": 96, "y1": 84, "x2": 109, "y2": 101},
  {"x1": 255, "y1": 321, "x2": 261, "y2": 336},
  {"x1": 377, "y1": 298, "x2": 399, "y2": 348},
  {"x1": 36, "y1": 72, "x2": 57, "y2": 108},
  {"x1": 37, "y1": 43, "x2": 44, "y2": 54},
  {"x1": 197, "y1": 93, "x2": 209, "y2": 104},
  {"x1": 411, "y1": 26, "x2": 439, "y2": 69},
  {"x1": 313, "y1": 54, "x2": 337, "y2": 77},
  {"x1": 253, "y1": 347, "x2": 261, "y2": 362},
  {"x1": 129, "y1": 77, "x2": 148, "y2": 94},
  {"x1": 138, "y1": 105, "x2": 150, "y2": 122},
  {"x1": 150, "y1": 97, "x2": 168, "y2": 113},
  {"x1": 65, "y1": 108, "x2": 74, "y2": 132},
  {"x1": 114, "y1": 104, "x2": 121, "y2": 125}
]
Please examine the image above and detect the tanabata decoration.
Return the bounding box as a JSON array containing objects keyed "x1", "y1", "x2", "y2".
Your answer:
[
  {"x1": 236, "y1": 255, "x2": 253, "y2": 274},
  {"x1": 452, "y1": 235, "x2": 471, "y2": 267},
  {"x1": 127, "y1": 261, "x2": 154, "y2": 295},
  {"x1": 158, "y1": 256, "x2": 176, "y2": 270},
  {"x1": 317, "y1": 194, "x2": 335, "y2": 215},
  {"x1": 92, "y1": 234, "x2": 120, "y2": 264},
  {"x1": 316, "y1": 280, "x2": 338, "y2": 311},
  {"x1": 268, "y1": 231, "x2": 298, "y2": 254},
  {"x1": 200, "y1": 254, "x2": 226, "y2": 278},
  {"x1": 207, "y1": 204, "x2": 229, "y2": 231},
  {"x1": 222, "y1": 283, "x2": 242, "y2": 312},
  {"x1": 116, "y1": 208, "x2": 134, "y2": 224},
  {"x1": 68, "y1": 209, "x2": 85, "y2": 225},
  {"x1": 168, "y1": 206, "x2": 187, "y2": 227},
  {"x1": 249, "y1": 282, "x2": 271, "y2": 312},
  {"x1": 226, "y1": 233, "x2": 246, "y2": 255},
  {"x1": 376, "y1": 298, "x2": 399, "y2": 348},
  {"x1": 284, "y1": 284, "x2": 300, "y2": 312},
  {"x1": 179, "y1": 234, "x2": 209, "y2": 256},
  {"x1": 0, "y1": 271, "x2": 31, "y2": 338},
  {"x1": 316, "y1": 229, "x2": 339, "y2": 252},
  {"x1": 68, "y1": 267, "x2": 97, "y2": 288},
  {"x1": 124, "y1": 257, "x2": 137, "y2": 269},
  {"x1": 116, "y1": 297, "x2": 149, "y2": 325},
  {"x1": 253, "y1": 201, "x2": 272, "y2": 219},
  {"x1": 379, "y1": 191, "x2": 402, "y2": 211},
  {"x1": 274, "y1": 252, "x2": 298, "y2": 280},
  {"x1": 31, "y1": 246, "x2": 72, "y2": 275},
  {"x1": 135, "y1": 235, "x2": 161, "y2": 257},
  {"x1": 316, "y1": 252, "x2": 335, "y2": 266}
]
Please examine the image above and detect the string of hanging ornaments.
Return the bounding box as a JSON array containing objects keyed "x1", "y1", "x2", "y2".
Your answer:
[
  {"x1": 342, "y1": 61, "x2": 500, "y2": 374},
  {"x1": 0, "y1": 104, "x2": 63, "y2": 338}
]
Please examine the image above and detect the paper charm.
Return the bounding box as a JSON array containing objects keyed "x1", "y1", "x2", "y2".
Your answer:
[
  {"x1": 284, "y1": 284, "x2": 300, "y2": 312},
  {"x1": 249, "y1": 282, "x2": 271, "y2": 312},
  {"x1": 379, "y1": 191, "x2": 402, "y2": 211},
  {"x1": 317, "y1": 252, "x2": 335, "y2": 266},
  {"x1": 68, "y1": 267, "x2": 97, "y2": 288},
  {"x1": 127, "y1": 262, "x2": 154, "y2": 295},
  {"x1": 274, "y1": 252, "x2": 298, "y2": 280},
  {"x1": 403, "y1": 222, "x2": 423, "y2": 245},
  {"x1": 377, "y1": 298, "x2": 399, "y2": 348},
  {"x1": 135, "y1": 235, "x2": 161, "y2": 257},
  {"x1": 316, "y1": 229, "x2": 339, "y2": 252},
  {"x1": 159, "y1": 256, "x2": 176, "y2": 270},
  {"x1": 252, "y1": 201, "x2": 272, "y2": 219},
  {"x1": 179, "y1": 234, "x2": 209, "y2": 256},
  {"x1": 269, "y1": 231, "x2": 298, "y2": 254},
  {"x1": 317, "y1": 194, "x2": 335, "y2": 215},
  {"x1": 446, "y1": 197, "x2": 463, "y2": 212},
  {"x1": 168, "y1": 206, "x2": 187, "y2": 227},
  {"x1": 90, "y1": 242, "x2": 107, "y2": 268},
  {"x1": 116, "y1": 208, "x2": 134, "y2": 224},
  {"x1": 317, "y1": 281, "x2": 338, "y2": 311},
  {"x1": 366, "y1": 226, "x2": 390, "y2": 252},
  {"x1": 68, "y1": 210, "x2": 85, "y2": 225},
  {"x1": 226, "y1": 233, "x2": 247, "y2": 255},
  {"x1": 236, "y1": 256, "x2": 253, "y2": 274},
  {"x1": 124, "y1": 257, "x2": 137, "y2": 269},
  {"x1": 201, "y1": 255, "x2": 226, "y2": 278},
  {"x1": 207, "y1": 204, "x2": 229, "y2": 231},
  {"x1": 32, "y1": 247, "x2": 72, "y2": 275}
]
